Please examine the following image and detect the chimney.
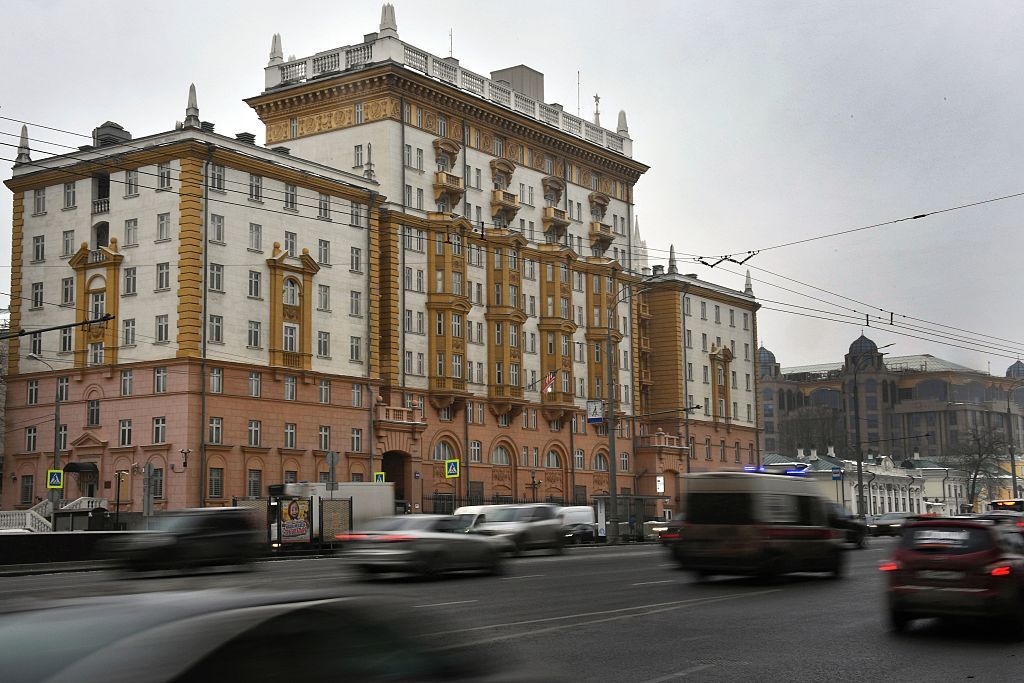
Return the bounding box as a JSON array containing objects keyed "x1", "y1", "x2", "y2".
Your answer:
[
  {"x1": 827, "y1": 445, "x2": 836, "y2": 457},
  {"x1": 796, "y1": 447, "x2": 804, "y2": 460},
  {"x1": 652, "y1": 265, "x2": 665, "y2": 276},
  {"x1": 913, "y1": 449, "x2": 921, "y2": 460},
  {"x1": 271, "y1": 146, "x2": 291, "y2": 156},
  {"x1": 235, "y1": 132, "x2": 256, "y2": 145},
  {"x1": 200, "y1": 121, "x2": 215, "y2": 133},
  {"x1": 810, "y1": 448, "x2": 818, "y2": 460}
]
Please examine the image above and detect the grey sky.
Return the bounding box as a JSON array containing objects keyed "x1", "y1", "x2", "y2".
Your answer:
[{"x1": 3, "y1": 0, "x2": 1022, "y2": 373}]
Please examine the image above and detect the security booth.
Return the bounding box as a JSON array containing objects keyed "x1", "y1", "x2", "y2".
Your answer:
[
  {"x1": 53, "y1": 506, "x2": 109, "y2": 531},
  {"x1": 592, "y1": 494, "x2": 665, "y2": 542}
]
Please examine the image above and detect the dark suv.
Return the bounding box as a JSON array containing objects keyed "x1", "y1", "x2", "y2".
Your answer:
[
  {"x1": 112, "y1": 507, "x2": 263, "y2": 572},
  {"x1": 882, "y1": 517, "x2": 1024, "y2": 635},
  {"x1": 827, "y1": 503, "x2": 867, "y2": 548}
]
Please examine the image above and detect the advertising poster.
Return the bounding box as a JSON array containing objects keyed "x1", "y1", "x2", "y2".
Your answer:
[{"x1": 281, "y1": 498, "x2": 311, "y2": 543}]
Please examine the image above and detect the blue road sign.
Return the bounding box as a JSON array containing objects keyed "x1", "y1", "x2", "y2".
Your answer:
[
  {"x1": 47, "y1": 469, "x2": 64, "y2": 489},
  {"x1": 831, "y1": 467, "x2": 842, "y2": 481},
  {"x1": 445, "y1": 459, "x2": 460, "y2": 478}
]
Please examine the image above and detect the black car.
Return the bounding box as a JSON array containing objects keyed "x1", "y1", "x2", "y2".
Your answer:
[
  {"x1": 105, "y1": 507, "x2": 263, "y2": 572},
  {"x1": 827, "y1": 503, "x2": 867, "y2": 548},
  {"x1": 869, "y1": 512, "x2": 913, "y2": 537}
]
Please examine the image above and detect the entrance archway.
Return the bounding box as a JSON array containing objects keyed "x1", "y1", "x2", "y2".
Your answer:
[{"x1": 381, "y1": 451, "x2": 410, "y2": 503}]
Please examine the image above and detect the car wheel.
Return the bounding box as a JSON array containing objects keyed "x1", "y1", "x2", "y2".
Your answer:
[
  {"x1": 759, "y1": 555, "x2": 786, "y2": 585},
  {"x1": 692, "y1": 569, "x2": 709, "y2": 582},
  {"x1": 485, "y1": 549, "x2": 504, "y2": 576},
  {"x1": 889, "y1": 608, "x2": 910, "y2": 633},
  {"x1": 420, "y1": 551, "x2": 446, "y2": 579}
]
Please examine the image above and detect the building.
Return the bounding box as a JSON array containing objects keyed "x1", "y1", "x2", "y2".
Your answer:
[
  {"x1": 758, "y1": 334, "x2": 1024, "y2": 511},
  {"x1": 3, "y1": 6, "x2": 688, "y2": 517}
]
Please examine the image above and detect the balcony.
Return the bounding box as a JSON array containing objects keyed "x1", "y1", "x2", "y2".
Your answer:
[
  {"x1": 589, "y1": 221, "x2": 614, "y2": 247},
  {"x1": 638, "y1": 337, "x2": 651, "y2": 352},
  {"x1": 430, "y1": 377, "x2": 467, "y2": 392},
  {"x1": 542, "y1": 206, "x2": 570, "y2": 235},
  {"x1": 491, "y1": 189, "x2": 520, "y2": 217},
  {"x1": 433, "y1": 171, "x2": 465, "y2": 204},
  {"x1": 377, "y1": 405, "x2": 422, "y2": 424},
  {"x1": 638, "y1": 302, "x2": 651, "y2": 318},
  {"x1": 281, "y1": 351, "x2": 309, "y2": 369},
  {"x1": 638, "y1": 432, "x2": 687, "y2": 450},
  {"x1": 91, "y1": 198, "x2": 109, "y2": 215},
  {"x1": 639, "y1": 369, "x2": 652, "y2": 385}
]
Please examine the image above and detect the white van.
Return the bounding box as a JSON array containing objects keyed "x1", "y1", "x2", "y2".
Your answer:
[{"x1": 675, "y1": 471, "x2": 845, "y2": 580}]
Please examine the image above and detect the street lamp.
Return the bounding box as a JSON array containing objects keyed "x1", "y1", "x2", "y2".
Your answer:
[
  {"x1": 113, "y1": 469, "x2": 128, "y2": 529},
  {"x1": 851, "y1": 342, "x2": 893, "y2": 519},
  {"x1": 529, "y1": 470, "x2": 541, "y2": 503},
  {"x1": 27, "y1": 353, "x2": 61, "y2": 518},
  {"x1": 1007, "y1": 380, "x2": 1024, "y2": 499}
]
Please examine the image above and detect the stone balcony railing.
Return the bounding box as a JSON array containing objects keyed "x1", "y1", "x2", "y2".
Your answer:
[
  {"x1": 91, "y1": 198, "x2": 109, "y2": 215},
  {"x1": 430, "y1": 377, "x2": 467, "y2": 392},
  {"x1": 638, "y1": 432, "x2": 687, "y2": 450},
  {"x1": 266, "y1": 36, "x2": 632, "y2": 158},
  {"x1": 376, "y1": 405, "x2": 422, "y2": 423}
]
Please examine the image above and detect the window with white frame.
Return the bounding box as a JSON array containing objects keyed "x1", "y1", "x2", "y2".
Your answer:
[
  {"x1": 208, "y1": 417, "x2": 223, "y2": 445},
  {"x1": 350, "y1": 246, "x2": 362, "y2": 272},
  {"x1": 349, "y1": 290, "x2": 361, "y2": 316},
  {"x1": 283, "y1": 324, "x2": 298, "y2": 352},
  {"x1": 124, "y1": 218, "x2": 138, "y2": 245},
  {"x1": 63, "y1": 181, "x2": 76, "y2": 208},
  {"x1": 208, "y1": 263, "x2": 223, "y2": 291},
  {"x1": 123, "y1": 267, "x2": 136, "y2": 295},
  {"x1": 155, "y1": 315, "x2": 169, "y2": 343},
  {"x1": 208, "y1": 315, "x2": 223, "y2": 343},
  {"x1": 157, "y1": 213, "x2": 171, "y2": 241},
  {"x1": 248, "y1": 174, "x2": 262, "y2": 201},
  {"x1": 349, "y1": 336, "x2": 362, "y2": 362},
  {"x1": 319, "y1": 379, "x2": 331, "y2": 404},
  {"x1": 284, "y1": 184, "x2": 297, "y2": 210},
  {"x1": 152, "y1": 416, "x2": 167, "y2": 444},
  {"x1": 318, "y1": 239, "x2": 330, "y2": 264},
  {"x1": 318, "y1": 425, "x2": 331, "y2": 451},
  {"x1": 283, "y1": 279, "x2": 299, "y2": 305},
  {"x1": 121, "y1": 369, "x2": 133, "y2": 396},
  {"x1": 248, "y1": 223, "x2": 262, "y2": 251},
  {"x1": 209, "y1": 164, "x2": 224, "y2": 191},
  {"x1": 351, "y1": 383, "x2": 363, "y2": 407},
  {"x1": 247, "y1": 271, "x2": 261, "y2": 298},
  {"x1": 318, "y1": 193, "x2": 331, "y2": 220},
  {"x1": 248, "y1": 371, "x2": 262, "y2": 397},
  {"x1": 317, "y1": 331, "x2": 330, "y2": 357},
  {"x1": 62, "y1": 229, "x2": 74, "y2": 256},
  {"x1": 209, "y1": 214, "x2": 224, "y2": 243},
  {"x1": 284, "y1": 231, "x2": 297, "y2": 257},
  {"x1": 351, "y1": 428, "x2": 363, "y2": 452},
  {"x1": 317, "y1": 284, "x2": 330, "y2": 311},
  {"x1": 247, "y1": 321, "x2": 261, "y2": 348},
  {"x1": 119, "y1": 419, "x2": 132, "y2": 447},
  {"x1": 248, "y1": 420, "x2": 262, "y2": 447},
  {"x1": 284, "y1": 375, "x2": 297, "y2": 401},
  {"x1": 283, "y1": 422, "x2": 296, "y2": 449},
  {"x1": 157, "y1": 163, "x2": 172, "y2": 190},
  {"x1": 154, "y1": 367, "x2": 167, "y2": 393},
  {"x1": 156, "y1": 262, "x2": 170, "y2": 290}
]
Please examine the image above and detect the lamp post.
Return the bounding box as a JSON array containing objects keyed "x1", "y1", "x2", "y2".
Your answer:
[
  {"x1": 529, "y1": 470, "x2": 540, "y2": 503},
  {"x1": 113, "y1": 470, "x2": 128, "y2": 529},
  {"x1": 28, "y1": 354, "x2": 61, "y2": 517},
  {"x1": 1007, "y1": 380, "x2": 1023, "y2": 499},
  {"x1": 851, "y1": 343, "x2": 893, "y2": 519}
]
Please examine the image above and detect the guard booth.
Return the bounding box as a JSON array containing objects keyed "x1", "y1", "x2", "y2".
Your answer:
[
  {"x1": 592, "y1": 494, "x2": 665, "y2": 542},
  {"x1": 53, "y1": 506, "x2": 109, "y2": 531}
]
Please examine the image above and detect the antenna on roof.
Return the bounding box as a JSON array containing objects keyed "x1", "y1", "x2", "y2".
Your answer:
[
  {"x1": 449, "y1": 28, "x2": 453, "y2": 57},
  {"x1": 577, "y1": 71, "x2": 581, "y2": 117}
]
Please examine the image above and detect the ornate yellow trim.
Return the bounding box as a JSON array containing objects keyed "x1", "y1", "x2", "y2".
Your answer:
[
  {"x1": 68, "y1": 239, "x2": 124, "y2": 368},
  {"x1": 176, "y1": 157, "x2": 204, "y2": 357},
  {"x1": 267, "y1": 245, "x2": 320, "y2": 370}
]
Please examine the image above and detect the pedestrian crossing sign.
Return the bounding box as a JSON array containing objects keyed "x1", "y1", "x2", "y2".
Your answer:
[
  {"x1": 47, "y1": 469, "x2": 64, "y2": 489},
  {"x1": 445, "y1": 459, "x2": 460, "y2": 479},
  {"x1": 373, "y1": 471, "x2": 386, "y2": 483}
]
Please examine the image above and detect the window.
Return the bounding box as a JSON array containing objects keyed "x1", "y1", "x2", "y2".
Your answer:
[
  {"x1": 124, "y1": 218, "x2": 138, "y2": 245},
  {"x1": 30, "y1": 282, "x2": 43, "y2": 309},
  {"x1": 247, "y1": 469, "x2": 263, "y2": 497},
  {"x1": 283, "y1": 423, "x2": 296, "y2": 449},
  {"x1": 63, "y1": 181, "x2": 76, "y2": 208},
  {"x1": 208, "y1": 263, "x2": 224, "y2": 291},
  {"x1": 284, "y1": 375, "x2": 297, "y2": 401},
  {"x1": 157, "y1": 213, "x2": 171, "y2": 241},
  {"x1": 248, "y1": 372, "x2": 262, "y2": 397},
  {"x1": 317, "y1": 331, "x2": 331, "y2": 357},
  {"x1": 25, "y1": 426, "x2": 37, "y2": 452},
  {"x1": 26, "y1": 380, "x2": 39, "y2": 406},
  {"x1": 158, "y1": 163, "x2": 172, "y2": 190},
  {"x1": 209, "y1": 164, "x2": 224, "y2": 191},
  {"x1": 208, "y1": 468, "x2": 224, "y2": 499},
  {"x1": 248, "y1": 420, "x2": 262, "y2": 447},
  {"x1": 247, "y1": 321, "x2": 262, "y2": 348},
  {"x1": 318, "y1": 426, "x2": 331, "y2": 451},
  {"x1": 354, "y1": 144, "x2": 364, "y2": 166},
  {"x1": 319, "y1": 379, "x2": 331, "y2": 404},
  {"x1": 88, "y1": 341, "x2": 104, "y2": 365},
  {"x1": 32, "y1": 235, "x2": 44, "y2": 262},
  {"x1": 123, "y1": 267, "x2": 136, "y2": 295},
  {"x1": 469, "y1": 440, "x2": 482, "y2": 463},
  {"x1": 119, "y1": 419, "x2": 132, "y2": 447},
  {"x1": 318, "y1": 239, "x2": 331, "y2": 264},
  {"x1": 350, "y1": 336, "x2": 362, "y2": 362},
  {"x1": 620, "y1": 452, "x2": 629, "y2": 472},
  {"x1": 283, "y1": 279, "x2": 299, "y2": 305},
  {"x1": 284, "y1": 231, "x2": 297, "y2": 257},
  {"x1": 351, "y1": 428, "x2": 363, "y2": 452},
  {"x1": 283, "y1": 325, "x2": 297, "y2": 352},
  {"x1": 350, "y1": 202, "x2": 366, "y2": 227},
  {"x1": 62, "y1": 230, "x2": 74, "y2": 257},
  {"x1": 491, "y1": 445, "x2": 511, "y2": 465},
  {"x1": 247, "y1": 271, "x2": 261, "y2": 298},
  {"x1": 349, "y1": 290, "x2": 361, "y2": 316},
  {"x1": 249, "y1": 223, "x2": 262, "y2": 250},
  {"x1": 209, "y1": 214, "x2": 224, "y2": 243},
  {"x1": 206, "y1": 416, "x2": 223, "y2": 445},
  {"x1": 248, "y1": 174, "x2": 262, "y2": 201},
  {"x1": 318, "y1": 193, "x2": 331, "y2": 220},
  {"x1": 33, "y1": 188, "x2": 45, "y2": 214},
  {"x1": 152, "y1": 416, "x2": 166, "y2": 444},
  {"x1": 350, "y1": 247, "x2": 362, "y2": 272},
  {"x1": 120, "y1": 369, "x2": 133, "y2": 396},
  {"x1": 29, "y1": 332, "x2": 41, "y2": 356},
  {"x1": 156, "y1": 262, "x2": 170, "y2": 290},
  {"x1": 351, "y1": 383, "x2": 363, "y2": 407},
  {"x1": 155, "y1": 314, "x2": 169, "y2": 343}
]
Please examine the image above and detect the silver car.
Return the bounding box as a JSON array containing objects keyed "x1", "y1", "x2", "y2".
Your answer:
[
  {"x1": 339, "y1": 515, "x2": 505, "y2": 577},
  {"x1": 471, "y1": 504, "x2": 564, "y2": 555}
]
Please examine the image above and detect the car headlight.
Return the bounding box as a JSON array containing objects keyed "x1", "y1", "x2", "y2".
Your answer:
[{"x1": 652, "y1": 526, "x2": 668, "y2": 532}]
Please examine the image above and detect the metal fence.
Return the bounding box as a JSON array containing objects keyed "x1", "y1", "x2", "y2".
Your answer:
[{"x1": 320, "y1": 497, "x2": 353, "y2": 541}]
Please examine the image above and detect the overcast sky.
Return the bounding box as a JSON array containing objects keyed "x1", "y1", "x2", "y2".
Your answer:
[{"x1": 3, "y1": 0, "x2": 1022, "y2": 375}]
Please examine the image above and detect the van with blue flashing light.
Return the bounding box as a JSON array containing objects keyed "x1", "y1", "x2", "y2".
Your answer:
[{"x1": 674, "y1": 470, "x2": 846, "y2": 581}]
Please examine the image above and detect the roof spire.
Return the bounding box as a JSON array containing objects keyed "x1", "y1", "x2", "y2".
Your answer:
[
  {"x1": 617, "y1": 110, "x2": 629, "y2": 136},
  {"x1": 593, "y1": 93, "x2": 601, "y2": 127},
  {"x1": 268, "y1": 33, "x2": 283, "y2": 66},
  {"x1": 183, "y1": 83, "x2": 200, "y2": 129},
  {"x1": 379, "y1": 3, "x2": 398, "y2": 39},
  {"x1": 668, "y1": 244, "x2": 678, "y2": 274},
  {"x1": 744, "y1": 269, "x2": 753, "y2": 296},
  {"x1": 14, "y1": 125, "x2": 31, "y2": 165}
]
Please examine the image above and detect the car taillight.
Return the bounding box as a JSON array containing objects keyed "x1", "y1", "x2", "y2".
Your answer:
[
  {"x1": 382, "y1": 534, "x2": 417, "y2": 542},
  {"x1": 661, "y1": 532, "x2": 680, "y2": 540},
  {"x1": 334, "y1": 533, "x2": 368, "y2": 541},
  {"x1": 879, "y1": 561, "x2": 900, "y2": 572},
  {"x1": 990, "y1": 565, "x2": 1013, "y2": 577}
]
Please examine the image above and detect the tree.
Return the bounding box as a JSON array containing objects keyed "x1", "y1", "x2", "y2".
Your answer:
[
  {"x1": 777, "y1": 405, "x2": 848, "y2": 457},
  {"x1": 939, "y1": 425, "x2": 1008, "y2": 509}
]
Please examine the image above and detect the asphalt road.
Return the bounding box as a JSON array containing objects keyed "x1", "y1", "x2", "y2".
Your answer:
[{"x1": 3, "y1": 540, "x2": 1024, "y2": 682}]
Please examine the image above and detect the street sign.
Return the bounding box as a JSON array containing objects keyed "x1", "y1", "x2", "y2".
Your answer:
[
  {"x1": 445, "y1": 459, "x2": 460, "y2": 479},
  {"x1": 373, "y1": 471, "x2": 386, "y2": 483},
  {"x1": 586, "y1": 400, "x2": 605, "y2": 424},
  {"x1": 47, "y1": 469, "x2": 63, "y2": 489},
  {"x1": 325, "y1": 451, "x2": 339, "y2": 467},
  {"x1": 655, "y1": 475, "x2": 665, "y2": 494},
  {"x1": 832, "y1": 467, "x2": 842, "y2": 481}
]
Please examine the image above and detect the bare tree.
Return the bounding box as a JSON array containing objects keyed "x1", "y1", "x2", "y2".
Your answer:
[{"x1": 939, "y1": 425, "x2": 1008, "y2": 509}]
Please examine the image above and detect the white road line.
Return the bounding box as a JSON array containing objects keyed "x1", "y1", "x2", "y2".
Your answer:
[
  {"x1": 430, "y1": 590, "x2": 780, "y2": 647},
  {"x1": 642, "y1": 664, "x2": 715, "y2": 682},
  {"x1": 414, "y1": 600, "x2": 479, "y2": 608},
  {"x1": 632, "y1": 579, "x2": 675, "y2": 586},
  {"x1": 499, "y1": 574, "x2": 545, "y2": 580}
]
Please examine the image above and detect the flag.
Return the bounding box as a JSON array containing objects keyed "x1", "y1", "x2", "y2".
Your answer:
[{"x1": 542, "y1": 371, "x2": 557, "y2": 393}]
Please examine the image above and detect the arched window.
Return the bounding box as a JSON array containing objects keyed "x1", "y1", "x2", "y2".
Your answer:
[
  {"x1": 545, "y1": 450, "x2": 561, "y2": 468},
  {"x1": 594, "y1": 453, "x2": 608, "y2": 471},
  {"x1": 491, "y1": 445, "x2": 511, "y2": 465},
  {"x1": 433, "y1": 441, "x2": 454, "y2": 461},
  {"x1": 283, "y1": 279, "x2": 300, "y2": 306}
]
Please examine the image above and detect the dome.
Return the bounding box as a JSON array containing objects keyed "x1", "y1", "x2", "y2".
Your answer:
[
  {"x1": 758, "y1": 346, "x2": 777, "y2": 366},
  {"x1": 849, "y1": 334, "x2": 878, "y2": 356},
  {"x1": 1008, "y1": 360, "x2": 1024, "y2": 379}
]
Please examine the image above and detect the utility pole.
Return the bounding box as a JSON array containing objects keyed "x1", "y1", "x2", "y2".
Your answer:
[{"x1": 1008, "y1": 380, "x2": 1023, "y2": 499}]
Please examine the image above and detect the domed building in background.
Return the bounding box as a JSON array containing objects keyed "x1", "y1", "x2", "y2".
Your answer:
[{"x1": 1008, "y1": 360, "x2": 1024, "y2": 379}]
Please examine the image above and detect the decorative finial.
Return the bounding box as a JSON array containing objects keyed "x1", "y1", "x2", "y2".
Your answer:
[
  {"x1": 668, "y1": 245, "x2": 678, "y2": 274},
  {"x1": 379, "y1": 3, "x2": 398, "y2": 39},
  {"x1": 183, "y1": 83, "x2": 200, "y2": 129},
  {"x1": 268, "y1": 33, "x2": 283, "y2": 66},
  {"x1": 15, "y1": 125, "x2": 31, "y2": 165},
  {"x1": 593, "y1": 93, "x2": 601, "y2": 127},
  {"x1": 617, "y1": 110, "x2": 629, "y2": 137},
  {"x1": 744, "y1": 269, "x2": 753, "y2": 296}
]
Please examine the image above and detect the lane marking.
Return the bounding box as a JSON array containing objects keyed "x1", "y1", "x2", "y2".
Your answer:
[
  {"x1": 430, "y1": 590, "x2": 780, "y2": 647},
  {"x1": 642, "y1": 664, "x2": 715, "y2": 682},
  {"x1": 499, "y1": 574, "x2": 545, "y2": 580},
  {"x1": 632, "y1": 579, "x2": 675, "y2": 586},
  {"x1": 414, "y1": 600, "x2": 479, "y2": 608}
]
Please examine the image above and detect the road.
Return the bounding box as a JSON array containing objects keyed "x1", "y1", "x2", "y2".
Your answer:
[{"x1": 3, "y1": 540, "x2": 1023, "y2": 682}]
